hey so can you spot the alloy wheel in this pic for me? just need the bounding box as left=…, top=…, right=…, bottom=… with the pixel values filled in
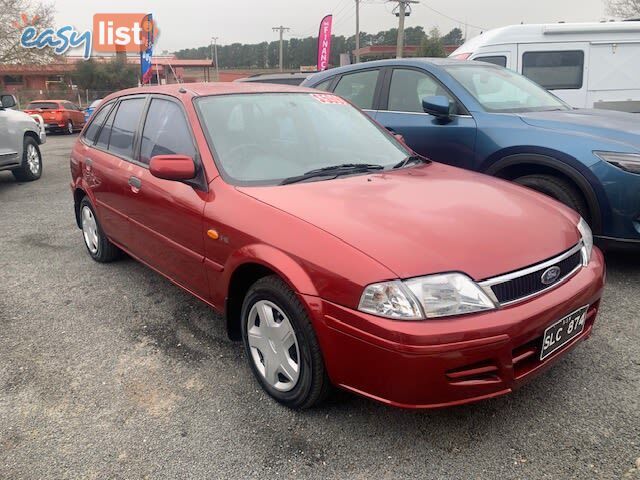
left=246, top=300, right=301, bottom=392
left=81, top=206, right=99, bottom=254
left=67, top=121, right=73, bottom=134
left=26, top=144, right=40, bottom=175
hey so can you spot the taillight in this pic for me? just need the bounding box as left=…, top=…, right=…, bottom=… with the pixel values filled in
left=451, top=53, right=472, bottom=60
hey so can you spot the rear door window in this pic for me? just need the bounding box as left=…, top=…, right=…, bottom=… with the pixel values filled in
left=140, top=99, right=196, bottom=165
left=107, top=98, right=146, bottom=159
left=333, top=70, right=380, bottom=109
left=95, top=104, right=118, bottom=149
left=522, top=50, right=584, bottom=89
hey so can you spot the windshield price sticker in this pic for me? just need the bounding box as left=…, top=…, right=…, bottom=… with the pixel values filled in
left=311, top=94, right=348, bottom=105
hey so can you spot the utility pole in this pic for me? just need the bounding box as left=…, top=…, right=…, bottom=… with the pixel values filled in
left=355, top=0, right=360, bottom=63
left=272, top=25, right=290, bottom=71
left=211, top=36, right=219, bottom=81
left=389, top=0, right=418, bottom=58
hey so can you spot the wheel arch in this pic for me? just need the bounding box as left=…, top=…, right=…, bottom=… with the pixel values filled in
left=222, top=245, right=319, bottom=341
left=483, top=151, right=603, bottom=234
left=24, top=130, right=40, bottom=145
left=73, top=187, right=87, bottom=228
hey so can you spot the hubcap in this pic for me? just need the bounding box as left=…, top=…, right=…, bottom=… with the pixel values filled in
left=247, top=300, right=300, bottom=392
left=81, top=206, right=99, bottom=254
left=26, top=144, right=40, bottom=175
left=68, top=121, right=73, bottom=134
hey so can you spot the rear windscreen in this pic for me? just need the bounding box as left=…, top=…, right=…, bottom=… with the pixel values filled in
left=27, top=102, right=59, bottom=110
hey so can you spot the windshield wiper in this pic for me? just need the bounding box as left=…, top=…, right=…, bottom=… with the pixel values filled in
left=392, top=154, right=427, bottom=169
left=280, top=163, right=384, bottom=185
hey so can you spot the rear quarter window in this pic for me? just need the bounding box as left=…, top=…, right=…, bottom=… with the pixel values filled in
left=522, top=50, right=584, bottom=90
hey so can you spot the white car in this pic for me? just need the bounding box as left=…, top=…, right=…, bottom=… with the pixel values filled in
left=0, top=94, right=46, bottom=181
left=451, top=21, right=640, bottom=113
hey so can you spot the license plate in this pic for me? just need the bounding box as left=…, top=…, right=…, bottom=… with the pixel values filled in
left=540, top=305, right=589, bottom=360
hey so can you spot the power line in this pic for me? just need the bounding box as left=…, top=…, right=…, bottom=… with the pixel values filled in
left=418, top=1, right=486, bottom=31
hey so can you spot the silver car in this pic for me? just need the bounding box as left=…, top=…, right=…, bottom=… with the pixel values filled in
left=0, top=94, right=46, bottom=182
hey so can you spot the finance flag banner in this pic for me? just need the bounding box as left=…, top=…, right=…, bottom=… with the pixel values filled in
left=317, top=14, right=333, bottom=71
left=140, top=13, right=155, bottom=84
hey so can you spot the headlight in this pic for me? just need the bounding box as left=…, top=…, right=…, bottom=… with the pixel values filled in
left=577, top=217, right=593, bottom=265
left=358, top=273, right=496, bottom=320
left=358, top=281, right=423, bottom=320
left=594, top=151, right=640, bottom=174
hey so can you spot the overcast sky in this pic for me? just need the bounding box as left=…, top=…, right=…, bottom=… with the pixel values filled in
left=52, top=0, right=608, bottom=53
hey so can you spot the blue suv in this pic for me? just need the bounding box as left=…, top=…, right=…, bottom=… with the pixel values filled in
left=302, top=59, right=640, bottom=249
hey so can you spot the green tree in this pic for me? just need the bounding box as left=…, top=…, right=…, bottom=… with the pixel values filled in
left=441, top=27, right=464, bottom=46
left=73, top=57, right=138, bottom=91
left=418, top=28, right=446, bottom=58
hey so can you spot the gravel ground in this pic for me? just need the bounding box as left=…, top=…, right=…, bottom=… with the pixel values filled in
left=1, top=135, right=639, bottom=479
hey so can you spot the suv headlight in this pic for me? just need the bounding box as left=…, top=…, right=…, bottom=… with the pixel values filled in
left=358, top=273, right=496, bottom=320
left=594, top=151, right=640, bottom=174
left=577, top=217, right=593, bottom=265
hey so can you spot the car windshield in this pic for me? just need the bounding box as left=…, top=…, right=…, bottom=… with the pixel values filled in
left=444, top=64, right=571, bottom=113
left=26, top=102, right=59, bottom=110
left=195, top=93, right=410, bottom=185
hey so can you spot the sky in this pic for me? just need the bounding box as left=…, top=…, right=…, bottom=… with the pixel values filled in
left=51, top=0, right=609, bottom=53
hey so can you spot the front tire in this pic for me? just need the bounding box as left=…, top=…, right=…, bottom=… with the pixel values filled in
left=12, top=137, right=42, bottom=182
left=514, top=174, right=589, bottom=221
left=79, top=197, right=120, bottom=262
left=241, top=276, right=331, bottom=409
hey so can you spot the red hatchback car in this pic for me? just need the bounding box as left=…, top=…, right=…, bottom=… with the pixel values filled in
left=70, top=83, right=605, bottom=409
left=24, top=99, right=85, bottom=134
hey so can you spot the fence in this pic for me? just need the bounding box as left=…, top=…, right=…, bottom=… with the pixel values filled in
left=11, top=90, right=114, bottom=109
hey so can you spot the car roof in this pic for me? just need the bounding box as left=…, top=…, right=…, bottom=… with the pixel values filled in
left=28, top=99, right=65, bottom=103
left=102, top=82, right=320, bottom=102
left=236, top=72, right=313, bottom=82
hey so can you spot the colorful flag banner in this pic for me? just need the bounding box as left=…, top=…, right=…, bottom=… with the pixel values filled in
left=140, top=13, right=154, bottom=84
left=317, top=14, right=333, bottom=71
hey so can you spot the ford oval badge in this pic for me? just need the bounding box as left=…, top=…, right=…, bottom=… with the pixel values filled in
left=541, top=266, right=561, bottom=285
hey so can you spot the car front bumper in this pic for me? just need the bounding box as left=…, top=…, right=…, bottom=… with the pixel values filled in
left=304, top=247, right=606, bottom=409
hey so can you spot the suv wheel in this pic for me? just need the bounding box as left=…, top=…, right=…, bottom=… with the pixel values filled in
left=241, top=275, right=331, bottom=409
left=66, top=120, right=74, bottom=135
left=79, top=197, right=120, bottom=262
left=12, top=137, right=42, bottom=182
left=515, top=174, right=589, bottom=221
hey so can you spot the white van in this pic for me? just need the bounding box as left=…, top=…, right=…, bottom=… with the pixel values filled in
left=450, top=22, right=640, bottom=112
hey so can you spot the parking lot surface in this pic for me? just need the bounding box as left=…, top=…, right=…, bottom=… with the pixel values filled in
left=1, top=135, right=639, bottom=479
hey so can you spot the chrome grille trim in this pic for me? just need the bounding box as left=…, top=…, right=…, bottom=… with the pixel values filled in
left=479, top=243, right=585, bottom=307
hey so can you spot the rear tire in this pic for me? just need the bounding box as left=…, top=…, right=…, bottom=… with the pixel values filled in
left=12, top=137, right=42, bottom=182
left=66, top=120, right=74, bottom=135
left=79, top=197, right=120, bottom=262
left=514, top=174, right=589, bottom=221
left=241, top=275, right=331, bottom=409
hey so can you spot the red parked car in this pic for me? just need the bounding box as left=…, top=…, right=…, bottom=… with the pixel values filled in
left=24, top=99, right=85, bottom=134
left=70, top=83, right=605, bottom=409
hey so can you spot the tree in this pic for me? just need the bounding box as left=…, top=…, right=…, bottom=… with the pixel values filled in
left=418, top=28, right=446, bottom=58
left=73, top=57, right=138, bottom=91
left=441, top=27, right=464, bottom=46
left=606, top=0, right=640, bottom=17
left=0, top=0, right=55, bottom=64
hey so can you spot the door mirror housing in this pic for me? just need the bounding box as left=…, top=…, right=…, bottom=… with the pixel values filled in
left=149, top=155, right=196, bottom=181
left=0, top=94, right=17, bottom=109
left=422, top=95, right=452, bottom=119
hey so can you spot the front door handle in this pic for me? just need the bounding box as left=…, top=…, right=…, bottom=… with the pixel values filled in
left=128, top=176, right=142, bottom=192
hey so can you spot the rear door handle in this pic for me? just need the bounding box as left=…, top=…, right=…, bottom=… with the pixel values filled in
left=128, top=176, right=142, bottom=191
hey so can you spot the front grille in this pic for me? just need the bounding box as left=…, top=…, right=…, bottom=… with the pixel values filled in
left=481, top=245, right=583, bottom=305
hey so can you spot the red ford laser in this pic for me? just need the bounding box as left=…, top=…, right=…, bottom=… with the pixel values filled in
left=70, top=83, right=605, bottom=409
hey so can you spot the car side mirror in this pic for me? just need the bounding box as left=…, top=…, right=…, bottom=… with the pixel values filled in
left=422, top=95, right=452, bottom=120
left=149, top=155, right=196, bottom=181
left=0, top=94, right=16, bottom=109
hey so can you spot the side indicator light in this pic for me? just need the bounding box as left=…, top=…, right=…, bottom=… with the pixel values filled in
left=207, top=229, right=219, bottom=240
